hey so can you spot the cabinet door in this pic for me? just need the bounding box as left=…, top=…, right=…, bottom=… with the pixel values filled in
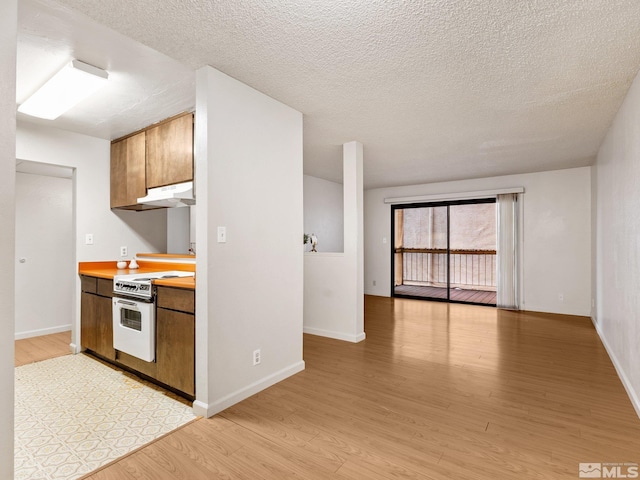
left=81, top=292, right=116, bottom=360
left=156, top=308, right=195, bottom=396
left=80, top=292, right=98, bottom=352
left=110, top=132, right=146, bottom=208
left=146, top=113, right=193, bottom=189
left=95, top=295, right=115, bottom=360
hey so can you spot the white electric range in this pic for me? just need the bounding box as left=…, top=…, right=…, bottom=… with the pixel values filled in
left=112, top=270, right=195, bottom=362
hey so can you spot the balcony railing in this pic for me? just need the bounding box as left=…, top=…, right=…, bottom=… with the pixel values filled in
left=395, top=248, right=496, bottom=291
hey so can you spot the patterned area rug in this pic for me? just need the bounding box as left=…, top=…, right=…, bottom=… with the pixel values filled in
left=15, top=354, right=197, bottom=479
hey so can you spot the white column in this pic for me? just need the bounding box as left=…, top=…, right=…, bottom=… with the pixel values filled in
left=192, top=66, right=211, bottom=417
left=343, top=141, right=365, bottom=340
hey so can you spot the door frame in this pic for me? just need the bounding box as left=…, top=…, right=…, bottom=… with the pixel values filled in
left=390, top=197, right=497, bottom=306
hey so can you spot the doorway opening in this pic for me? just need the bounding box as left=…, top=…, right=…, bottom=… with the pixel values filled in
left=15, top=160, right=75, bottom=340
left=392, top=199, right=497, bottom=306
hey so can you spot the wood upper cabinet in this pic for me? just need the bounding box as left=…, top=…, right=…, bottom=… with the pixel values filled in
left=110, top=112, right=193, bottom=210
left=145, top=113, right=194, bottom=189
left=110, top=132, right=146, bottom=209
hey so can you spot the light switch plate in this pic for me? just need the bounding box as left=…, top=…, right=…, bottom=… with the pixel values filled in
left=217, top=226, right=227, bottom=243
left=85, top=233, right=94, bottom=245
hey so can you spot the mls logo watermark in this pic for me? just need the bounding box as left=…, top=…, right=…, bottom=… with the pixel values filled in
left=579, top=463, right=639, bottom=478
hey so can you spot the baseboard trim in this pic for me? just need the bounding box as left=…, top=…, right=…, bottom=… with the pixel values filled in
left=591, top=317, right=640, bottom=419
left=192, top=400, right=210, bottom=418
left=354, top=332, right=366, bottom=342
left=193, top=360, right=306, bottom=418
left=15, top=325, right=71, bottom=340
left=303, top=326, right=366, bottom=343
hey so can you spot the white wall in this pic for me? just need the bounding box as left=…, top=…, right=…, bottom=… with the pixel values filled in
left=365, top=167, right=592, bottom=316
left=167, top=207, right=190, bottom=254
left=16, top=122, right=168, bottom=352
left=304, top=142, right=365, bottom=342
left=304, top=175, right=344, bottom=252
left=194, top=66, right=304, bottom=417
left=15, top=172, right=73, bottom=339
left=0, top=2, right=16, bottom=477
left=595, top=67, right=640, bottom=416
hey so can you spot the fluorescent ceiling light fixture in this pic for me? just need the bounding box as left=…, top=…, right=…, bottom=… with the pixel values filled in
left=18, top=59, right=108, bottom=120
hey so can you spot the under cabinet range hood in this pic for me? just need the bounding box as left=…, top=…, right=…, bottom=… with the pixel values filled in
left=137, top=181, right=195, bottom=208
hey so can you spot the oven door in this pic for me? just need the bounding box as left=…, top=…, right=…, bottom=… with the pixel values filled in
left=112, top=297, right=155, bottom=362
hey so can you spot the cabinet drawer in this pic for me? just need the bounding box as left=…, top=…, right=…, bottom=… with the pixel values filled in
left=97, top=278, right=113, bottom=297
left=156, top=287, right=194, bottom=313
left=80, top=275, right=97, bottom=293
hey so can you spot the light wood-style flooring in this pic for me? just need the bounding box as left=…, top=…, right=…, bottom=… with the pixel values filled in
left=78, top=296, right=640, bottom=479
left=15, top=330, right=71, bottom=366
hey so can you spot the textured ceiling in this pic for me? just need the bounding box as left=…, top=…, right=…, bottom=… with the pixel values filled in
left=20, top=0, right=640, bottom=188
left=17, top=0, right=195, bottom=140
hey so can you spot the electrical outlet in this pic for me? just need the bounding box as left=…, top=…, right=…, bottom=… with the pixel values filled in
left=85, top=233, right=94, bottom=245
left=253, top=349, right=261, bottom=366
left=373, top=280, right=377, bottom=286
left=558, top=293, right=564, bottom=302
left=120, top=246, right=127, bottom=257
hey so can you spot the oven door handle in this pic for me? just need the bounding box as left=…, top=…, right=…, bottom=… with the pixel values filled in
left=115, top=299, right=140, bottom=307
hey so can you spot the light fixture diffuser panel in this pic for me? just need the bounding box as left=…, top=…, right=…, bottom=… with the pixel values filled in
left=18, top=60, right=108, bottom=120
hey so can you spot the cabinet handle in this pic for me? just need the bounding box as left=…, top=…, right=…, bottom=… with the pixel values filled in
left=116, top=300, right=138, bottom=307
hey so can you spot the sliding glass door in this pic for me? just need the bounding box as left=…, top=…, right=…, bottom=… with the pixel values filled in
left=392, top=199, right=497, bottom=306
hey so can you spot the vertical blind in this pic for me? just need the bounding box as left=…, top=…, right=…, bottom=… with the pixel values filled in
left=496, top=193, right=519, bottom=309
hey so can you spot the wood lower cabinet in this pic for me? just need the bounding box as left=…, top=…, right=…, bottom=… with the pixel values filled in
left=80, top=276, right=195, bottom=398
left=80, top=277, right=115, bottom=361
left=80, top=291, right=98, bottom=352
left=156, top=308, right=195, bottom=396
left=157, top=286, right=195, bottom=314
left=155, top=286, right=195, bottom=396
left=94, top=295, right=115, bottom=360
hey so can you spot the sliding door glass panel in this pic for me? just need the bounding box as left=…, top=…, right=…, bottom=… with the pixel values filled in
left=394, top=206, right=448, bottom=299
left=393, top=199, right=497, bottom=306
left=449, top=203, right=497, bottom=305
